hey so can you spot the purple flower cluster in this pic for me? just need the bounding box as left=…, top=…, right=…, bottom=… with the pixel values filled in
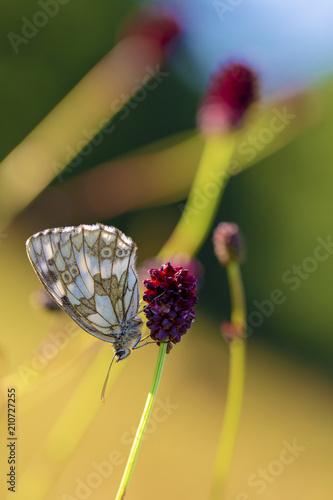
left=143, top=263, right=198, bottom=352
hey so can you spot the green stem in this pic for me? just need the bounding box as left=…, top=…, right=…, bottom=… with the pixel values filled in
left=211, top=263, right=247, bottom=500
left=211, top=339, right=246, bottom=499
left=159, top=135, right=235, bottom=258
left=115, top=342, right=168, bottom=500
left=227, top=262, right=246, bottom=329
left=116, top=134, right=235, bottom=499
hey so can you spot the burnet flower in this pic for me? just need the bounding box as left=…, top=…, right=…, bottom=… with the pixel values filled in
left=220, top=321, right=245, bottom=341
left=213, top=222, right=245, bottom=267
left=197, top=62, right=259, bottom=135
left=121, top=7, right=180, bottom=55
left=138, top=255, right=204, bottom=289
left=143, top=263, right=198, bottom=353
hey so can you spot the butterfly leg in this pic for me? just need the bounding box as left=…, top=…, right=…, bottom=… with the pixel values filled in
left=132, top=341, right=157, bottom=350
left=138, top=333, right=150, bottom=342
left=132, top=334, right=157, bottom=350
left=132, top=334, right=142, bottom=349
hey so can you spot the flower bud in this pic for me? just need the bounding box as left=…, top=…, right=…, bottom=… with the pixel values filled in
left=29, top=289, right=60, bottom=312
left=213, top=222, right=245, bottom=266
left=121, top=7, right=180, bottom=55
left=197, top=63, right=259, bottom=135
left=220, top=321, right=245, bottom=341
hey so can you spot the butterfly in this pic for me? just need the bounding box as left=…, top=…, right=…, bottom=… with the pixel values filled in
left=26, top=223, right=146, bottom=399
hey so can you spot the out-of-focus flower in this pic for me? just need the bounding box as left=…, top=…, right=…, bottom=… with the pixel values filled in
left=220, top=321, right=245, bottom=341
left=143, top=262, right=197, bottom=352
left=121, top=7, right=181, bottom=56
left=213, top=222, right=245, bottom=267
left=29, top=289, right=60, bottom=312
left=197, top=63, right=258, bottom=135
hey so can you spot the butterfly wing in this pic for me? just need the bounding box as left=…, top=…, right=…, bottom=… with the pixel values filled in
left=26, top=223, right=140, bottom=343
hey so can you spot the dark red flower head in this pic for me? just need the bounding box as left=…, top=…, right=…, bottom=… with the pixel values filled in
left=121, top=8, right=181, bottom=53
left=197, top=62, right=259, bottom=135
left=138, top=255, right=204, bottom=290
left=213, top=222, right=245, bottom=267
left=143, top=263, right=198, bottom=352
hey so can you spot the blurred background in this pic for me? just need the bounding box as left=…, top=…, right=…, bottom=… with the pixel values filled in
left=0, top=1, right=333, bottom=499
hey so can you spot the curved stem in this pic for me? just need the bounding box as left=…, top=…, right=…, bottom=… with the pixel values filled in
left=211, top=262, right=247, bottom=500
left=211, top=339, right=246, bottom=499
left=115, top=342, right=168, bottom=500
left=159, top=135, right=235, bottom=258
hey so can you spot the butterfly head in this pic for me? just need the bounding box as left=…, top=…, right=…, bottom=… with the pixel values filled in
left=115, top=348, right=131, bottom=361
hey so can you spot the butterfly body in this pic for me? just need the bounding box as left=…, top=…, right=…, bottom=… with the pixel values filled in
left=26, top=223, right=143, bottom=361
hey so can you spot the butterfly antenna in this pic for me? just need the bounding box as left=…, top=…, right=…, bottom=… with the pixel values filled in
left=101, top=354, right=116, bottom=403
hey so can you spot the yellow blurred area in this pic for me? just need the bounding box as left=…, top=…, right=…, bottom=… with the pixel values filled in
left=12, top=91, right=313, bottom=233
left=0, top=233, right=332, bottom=499
left=0, top=35, right=164, bottom=229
